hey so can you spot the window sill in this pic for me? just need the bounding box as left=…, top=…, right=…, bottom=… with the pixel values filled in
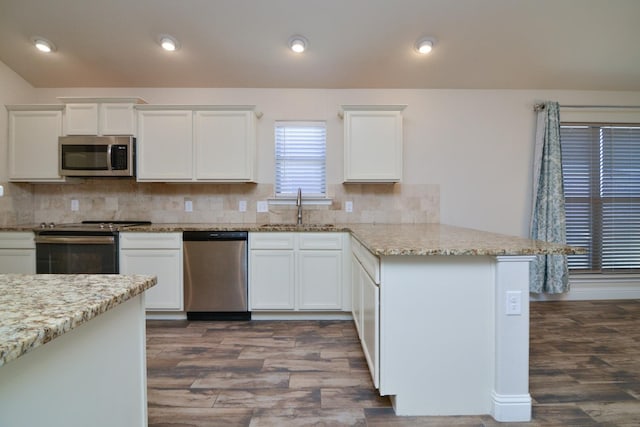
left=268, top=197, right=333, bottom=206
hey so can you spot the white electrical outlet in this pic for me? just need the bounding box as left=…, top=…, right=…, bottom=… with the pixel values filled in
left=71, top=199, right=79, bottom=211
left=345, top=201, right=353, bottom=213
left=257, top=201, right=268, bottom=213
left=185, top=200, right=193, bottom=212
left=239, top=200, right=247, bottom=212
left=506, top=291, right=522, bottom=316
left=0, top=185, right=3, bottom=197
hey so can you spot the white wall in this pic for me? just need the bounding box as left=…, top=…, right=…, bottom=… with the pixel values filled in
left=2, top=74, right=638, bottom=236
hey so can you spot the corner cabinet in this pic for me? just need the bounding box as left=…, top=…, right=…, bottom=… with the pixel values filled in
left=6, top=105, right=65, bottom=182
left=249, top=232, right=346, bottom=312
left=58, top=97, right=145, bottom=136
left=136, top=105, right=258, bottom=182
left=119, top=232, right=183, bottom=311
left=342, top=105, right=406, bottom=183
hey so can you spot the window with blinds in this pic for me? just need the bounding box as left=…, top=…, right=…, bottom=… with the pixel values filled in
left=275, top=121, right=326, bottom=197
left=561, top=124, right=640, bottom=272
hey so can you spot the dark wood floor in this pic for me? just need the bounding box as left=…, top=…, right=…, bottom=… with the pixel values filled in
left=146, top=300, right=640, bottom=426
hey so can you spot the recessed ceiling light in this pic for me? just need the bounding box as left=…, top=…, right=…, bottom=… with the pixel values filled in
left=289, top=35, right=308, bottom=53
left=415, top=37, right=436, bottom=54
left=159, top=35, right=180, bottom=51
left=32, top=37, right=55, bottom=53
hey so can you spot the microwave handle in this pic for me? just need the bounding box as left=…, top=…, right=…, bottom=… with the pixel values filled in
left=107, top=144, right=113, bottom=171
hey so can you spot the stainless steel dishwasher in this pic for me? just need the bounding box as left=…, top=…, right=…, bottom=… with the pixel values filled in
left=183, top=231, right=249, bottom=320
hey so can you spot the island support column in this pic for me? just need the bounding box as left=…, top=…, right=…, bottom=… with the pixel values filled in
left=491, top=255, right=535, bottom=422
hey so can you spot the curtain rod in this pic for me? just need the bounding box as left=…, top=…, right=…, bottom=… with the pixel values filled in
left=534, top=103, right=640, bottom=112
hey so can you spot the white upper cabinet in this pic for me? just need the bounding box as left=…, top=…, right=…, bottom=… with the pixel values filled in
left=137, top=109, right=194, bottom=181
left=194, top=110, right=256, bottom=181
left=60, top=97, right=145, bottom=136
left=7, top=105, right=64, bottom=182
left=342, top=105, right=406, bottom=183
left=136, top=105, right=258, bottom=183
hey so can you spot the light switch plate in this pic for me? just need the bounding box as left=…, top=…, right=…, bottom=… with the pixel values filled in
left=257, top=201, right=268, bottom=213
left=239, top=200, right=247, bottom=212
left=506, top=290, right=522, bottom=316
left=0, top=185, right=3, bottom=197
left=71, top=199, right=79, bottom=211
left=345, top=201, right=353, bottom=212
left=185, top=200, right=193, bottom=212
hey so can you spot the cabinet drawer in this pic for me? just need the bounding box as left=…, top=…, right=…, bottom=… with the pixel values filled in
left=249, top=232, right=295, bottom=249
left=298, top=233, right=343, bottom=250
left=351, top=237, right=380, bottom=284
left=120, top=232, right=182, bottom=249
left=0, top=232, right=36, bottom=249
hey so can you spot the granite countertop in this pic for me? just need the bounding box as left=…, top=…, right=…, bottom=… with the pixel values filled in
left=1, top=222, right=582, bottom=256
left=0, top=274, right=156, bottom=367
left=346, top=223, right=581, bottom=256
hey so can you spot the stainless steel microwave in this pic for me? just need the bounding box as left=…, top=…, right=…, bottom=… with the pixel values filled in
left=59, top=135, right=135, bottom=177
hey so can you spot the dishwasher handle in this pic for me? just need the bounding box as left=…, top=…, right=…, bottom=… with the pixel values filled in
left=183, top=231, right=248, bottom=241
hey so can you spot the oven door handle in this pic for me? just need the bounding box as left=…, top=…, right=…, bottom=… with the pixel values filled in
left=35, top=236, right=115, bottom=245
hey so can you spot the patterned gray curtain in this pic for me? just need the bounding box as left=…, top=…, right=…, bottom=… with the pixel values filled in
left=530, top=101, right=569, bottom=293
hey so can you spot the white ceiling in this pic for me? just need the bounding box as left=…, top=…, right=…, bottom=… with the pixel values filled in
left=0, top=0, right=639, bottom=90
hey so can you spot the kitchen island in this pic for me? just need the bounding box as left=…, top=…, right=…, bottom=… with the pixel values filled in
left=343, top=224, right=579, bottom=421
left=0, top=274, right=156, bottom=427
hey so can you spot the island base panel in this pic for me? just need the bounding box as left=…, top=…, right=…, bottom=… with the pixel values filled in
left=0, top=295, right=148, bottom=427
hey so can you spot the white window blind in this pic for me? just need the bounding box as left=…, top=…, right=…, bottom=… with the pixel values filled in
left=561, top=124, right=640, bottom=272
left=275, top=121, right=326, bottom=197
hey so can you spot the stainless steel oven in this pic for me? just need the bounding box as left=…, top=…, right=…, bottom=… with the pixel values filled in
left=35, top=221, right=150, bottom=274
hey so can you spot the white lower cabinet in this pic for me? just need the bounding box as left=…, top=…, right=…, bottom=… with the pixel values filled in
left=120, top=233, right=183, bottom=311
left=351, top=236, right=380, bottom=389
left=0, top=232, right=36, bottom=274
left=249, top=250, right=295, bottom=310
left=298, top=250, right=342, bottom=310
left=249, top=232, right=344, bottom=311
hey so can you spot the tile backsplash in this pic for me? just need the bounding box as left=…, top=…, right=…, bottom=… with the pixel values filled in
left=1, top=180, right=439, bottom=225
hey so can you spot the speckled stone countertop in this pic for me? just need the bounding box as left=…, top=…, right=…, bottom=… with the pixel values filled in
left=345, top=223, right=581, bottom=256
left=123, top=222, right=580, bottom=256
left=2, top=222, right=582, bottom=256
left=0, top=274, right=156, bottom=367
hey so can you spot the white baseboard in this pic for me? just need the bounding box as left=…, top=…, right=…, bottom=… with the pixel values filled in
left=251, top=311, right=353, bottom=320
left=490, top=392, right=532, bottom=422
left=530, top=275, right=640, bottom=301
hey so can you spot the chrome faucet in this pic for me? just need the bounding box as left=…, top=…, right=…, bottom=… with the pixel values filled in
left=296, top=187, right=303, bottom=225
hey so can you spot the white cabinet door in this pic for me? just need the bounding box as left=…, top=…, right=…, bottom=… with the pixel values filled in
left=8, top=108, right=64, bottom=182
left=0, top=250, right=36, bottom=274
left=351, top=254, right=363, bottom=337
left=361, top=266, right=380, bottom=389
left=119, top=232, right=183, bottom=311
left=100, top=103, right=136, bottom=135
left=137, top=109, right=193, bottom=181
left=0, top=232, right=36, bottom=274
left=343, top=106, right=405, bottom=182
left=120, top=249, right=183, bottom=310
left=298, top=250, right=342, bottom=310
left=194, top=110, right=256, bottom=181
left=249, top=250, right=295, bottom=310
left=64, top=103, right=99, bottom=135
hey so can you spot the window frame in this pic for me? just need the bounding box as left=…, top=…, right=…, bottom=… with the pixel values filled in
left=561, top=122, right=640, bottom=274
left=272, top=120, right=328, bottom=202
